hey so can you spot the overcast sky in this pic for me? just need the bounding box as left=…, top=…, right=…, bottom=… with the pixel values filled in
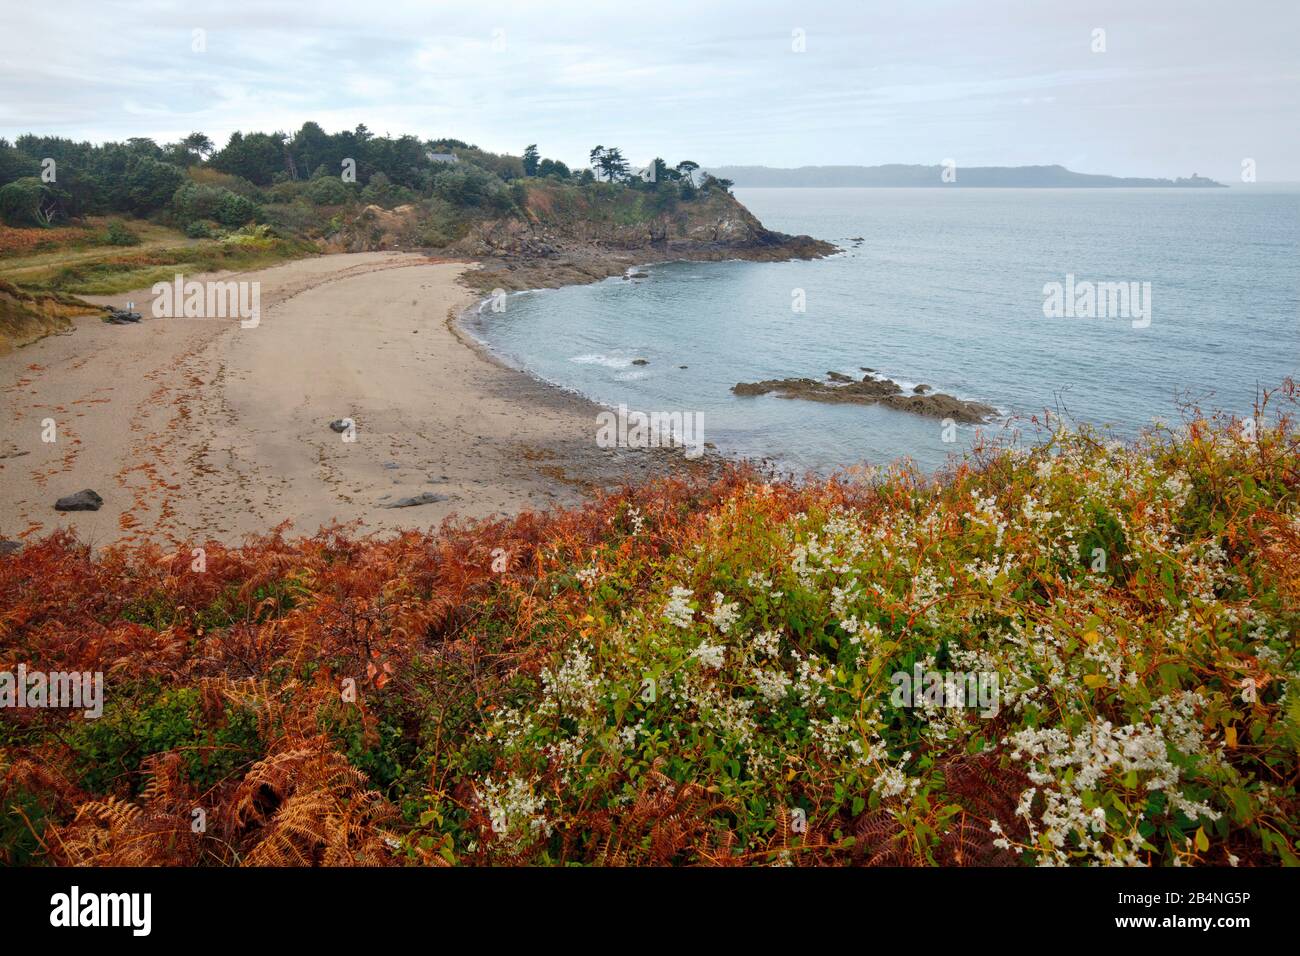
left=2, top=0, right=1296, bottom=180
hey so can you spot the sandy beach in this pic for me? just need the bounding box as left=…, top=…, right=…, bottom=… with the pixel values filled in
left=0, top=252, right=696, bottom=547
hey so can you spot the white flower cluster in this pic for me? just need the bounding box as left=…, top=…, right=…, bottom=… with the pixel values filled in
left=539, top=646, right=601, bottom=713
left=626, top=506, right=646, bottom=535
left=475, top=773, right=553, bottom=847
left=708, top=592, right=741, bottom=634
left=750, top=666, right=792, bottom=702
left=791, top=652, right=830, bottom=710
left=690, top=639, right=726, bottom=670
left=750, top=629, right=782, bottom=659
left=1161, top=472, right=1192, bottom=509
left=663, top=586, right=695, bottom=629
left=1006, top=704, right=1221, bottom=865
left=970, top=491, right=1008, bottom=547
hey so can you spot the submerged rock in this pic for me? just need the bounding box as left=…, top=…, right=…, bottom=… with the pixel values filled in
left=55, top=489, right=103, bottom=511
left=731, top=373, right=994, bottom=423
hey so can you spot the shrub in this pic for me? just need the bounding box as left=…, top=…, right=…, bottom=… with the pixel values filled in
left=432, top=165, right=511, bottom=208
left=102, top=220, right=141, bottom=246
left=305, top=176, right=354, bottom=206
left=171, top=182, right=261, bottom=228
left=123, top=156, right=186, bottom=216
left=3, top=385, right=1298, bottom=866
left=265, top=180, right=309, bottom=204
left=0, top=177, right=49, bottom=226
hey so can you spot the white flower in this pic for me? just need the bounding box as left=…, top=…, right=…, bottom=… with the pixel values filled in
left=540, top=647, right=600, bottom=711
left=691, top=640, right=726, bottom=670
left=626, top=506, right=646, bottom=535
left=751, top=630, right=781, bottom=658
left=751, top=667, right=791, bottom=702
left=708, top=592, right=740, bottom=634
left=663, top=586, right=695, bottom=628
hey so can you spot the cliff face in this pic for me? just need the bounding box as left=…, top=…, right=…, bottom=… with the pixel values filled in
left=450, top=185, right=836, bottom=293
left=459, top=185, right=828, bottom=255
left=321, top=183, right=834, bottom=291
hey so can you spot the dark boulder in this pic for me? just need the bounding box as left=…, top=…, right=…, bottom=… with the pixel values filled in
left=55, top=489, right=103, bottom=511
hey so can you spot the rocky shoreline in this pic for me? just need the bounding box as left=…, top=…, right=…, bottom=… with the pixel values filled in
left=732, top=370, right=997, bottom=423
left=450, top=192, right=837, bottom=295
left=321, top=185, right=837, bottom=297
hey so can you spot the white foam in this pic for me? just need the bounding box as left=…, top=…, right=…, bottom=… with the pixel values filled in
left=571, top=353, right=634, bottom=369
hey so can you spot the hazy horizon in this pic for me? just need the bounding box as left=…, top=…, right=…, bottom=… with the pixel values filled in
left=2, top=0, right=1297, bottom=182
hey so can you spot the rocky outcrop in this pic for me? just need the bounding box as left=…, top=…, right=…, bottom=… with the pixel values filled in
left=327, top=187, right=836, bottom=294
left=732, top=372, right=996, bottom=424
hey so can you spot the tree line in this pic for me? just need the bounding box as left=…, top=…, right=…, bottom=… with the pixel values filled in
left=0, top=124, right=730, bottom=229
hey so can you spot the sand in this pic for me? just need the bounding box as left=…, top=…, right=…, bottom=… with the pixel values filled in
left=0, top=252, right=696, bottom=547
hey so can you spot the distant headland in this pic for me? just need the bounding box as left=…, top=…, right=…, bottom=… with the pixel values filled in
left=705, top=163, right=1227, bottom=188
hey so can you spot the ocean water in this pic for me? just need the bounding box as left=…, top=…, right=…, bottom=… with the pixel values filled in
left=468, top=186, right=1300, bottom=474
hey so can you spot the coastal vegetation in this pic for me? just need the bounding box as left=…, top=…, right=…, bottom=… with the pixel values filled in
left=2, top=386, right=1296, bottom=866
left=0, top=124, right=728, bottom=273
left=0, top=124, right=788, bottom=347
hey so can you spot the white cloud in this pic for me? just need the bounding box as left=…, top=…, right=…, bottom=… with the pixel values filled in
left=0, top=0, right=1295, bottom=180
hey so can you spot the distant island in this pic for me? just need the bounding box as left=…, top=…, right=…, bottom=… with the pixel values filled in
left=705, top=163, right=1226, bottom=188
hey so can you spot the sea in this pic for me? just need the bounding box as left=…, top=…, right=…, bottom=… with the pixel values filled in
left=466, top=185, right=1300, bottom=475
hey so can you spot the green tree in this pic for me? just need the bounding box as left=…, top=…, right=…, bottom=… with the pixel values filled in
left=537, top=158, right=571, bottom=179
left=0, top=177, right=52, bottom=225
left=182, top=132, right=214, bottom=159
left=701, top=173, right=733, bottom=194
left=0, top=139, right=39, bottom=187
left=122, top=156, right=185, bottom=215
left=212, top=131, right=288, bottom=186
left=590, top=146, right=629, bottom=182
left=639, top=157, right=671, bottom=188
left=522, top=144, right=540, bottom=177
